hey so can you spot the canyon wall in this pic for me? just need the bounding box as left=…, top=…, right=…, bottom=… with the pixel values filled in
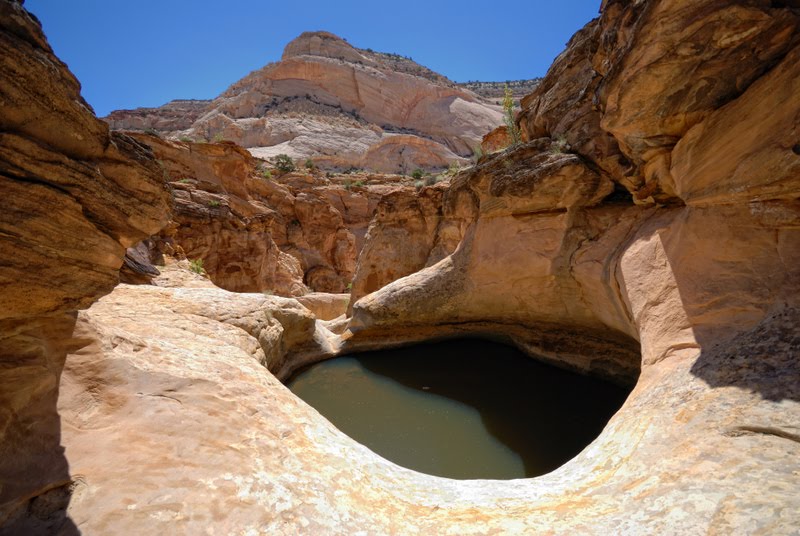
left=350, top=0, right=800, bottom=380
left=0, top=1, right=172, bottom=529
left=1, top=0, right=798, bottom=534
left=128, top=133, right=417, bottom=295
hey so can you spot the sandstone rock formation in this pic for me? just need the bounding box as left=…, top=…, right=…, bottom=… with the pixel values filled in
left=128, top=133, right=417, bottom=295
left=518, top=0, right=800, bottom=204
left=105, top=31, right=505, bottom=173
left=341, top=2, right=800, bottom=533
left=105, top=99, right=210, bottom=132
left=480, top=125, right=512, bottom=154
left=0, top=1, right=172, bottom=530
left=2, top=0, right=800, bottom=534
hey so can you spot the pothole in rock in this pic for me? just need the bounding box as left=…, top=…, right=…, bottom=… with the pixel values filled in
left=286, top=338, right=632, bottom=480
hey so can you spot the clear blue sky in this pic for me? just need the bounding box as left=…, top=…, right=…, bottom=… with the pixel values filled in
left=25, top=0, right=601, bottom=117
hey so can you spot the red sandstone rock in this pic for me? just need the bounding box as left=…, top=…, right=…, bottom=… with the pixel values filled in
left=0, top=1, right=172, bottom=528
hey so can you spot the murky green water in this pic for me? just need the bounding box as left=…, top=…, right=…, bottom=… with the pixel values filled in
left=287, top=338, right=630, bottom=480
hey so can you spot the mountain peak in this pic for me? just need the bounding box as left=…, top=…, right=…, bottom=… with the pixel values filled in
left=281, top=31, right=363, bottom=63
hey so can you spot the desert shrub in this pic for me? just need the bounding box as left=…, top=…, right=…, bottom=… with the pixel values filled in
left=273, top=154, right=295, bottom=173
left=550, top=135, right=569, bottom=154
left=424, top=175, right=437, bottom=186
left=353, top=180, right=364, bottom=187
left=207, top=199, right=221, bottom=207
left=213, top=132, right=224, bottom=143
left=305, top=159, right=315, bottom=170
left=472, top=145, right=484, bottom=163
left=189, top=258, right=205, bottom=274
left=178, top=136, right=193, bottom=143
left=503, top=85, right=521, bottom=147
left=414, top=180, right=424, bottom=190
left=411, top=168, right=425, bottom=180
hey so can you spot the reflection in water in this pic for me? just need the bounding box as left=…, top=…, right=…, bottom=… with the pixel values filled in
left=287, top=338, right=631, bottom=480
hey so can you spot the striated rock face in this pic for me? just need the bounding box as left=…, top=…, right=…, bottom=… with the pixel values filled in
left=0, top=1, right=172, bottom=529
left=130, top=133, right=417, bottom=295
left=105, top=31, right=504, bottom=173
left=3, top=0, right=800, bottom=534
left=519, top=0, right=799, bottom=204
left=104, top=99, right=211, bottom=132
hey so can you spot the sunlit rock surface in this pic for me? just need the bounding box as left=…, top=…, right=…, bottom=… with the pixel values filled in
left=127, top=132, right=418, bottom=295
left=1, top=0, right=799, bottom=533
left=105, top=31, right=504, bottom=173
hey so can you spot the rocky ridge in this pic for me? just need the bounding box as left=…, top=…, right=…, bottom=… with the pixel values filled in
left=459, top=78, right=542, bottom=101
left=106, top=31, right=505, bottom=173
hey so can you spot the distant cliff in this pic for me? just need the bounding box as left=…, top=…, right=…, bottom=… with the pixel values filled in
left=104, top=31, right=507, bottom=173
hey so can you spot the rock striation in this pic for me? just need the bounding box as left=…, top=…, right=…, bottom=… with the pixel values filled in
left=127, top=132, right=418, bottom=295
left=2, top=0, right=800, bottom=534
left=0, top=1, right=172, bottom=530
left=105, top=31, right=505, bottom=173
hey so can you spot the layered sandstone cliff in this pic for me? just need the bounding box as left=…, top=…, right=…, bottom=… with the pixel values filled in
left=2, top=0, right=799, bottom=534
left=106, top=31, right=505, bottom=173
left=125, top=132, right=417, bottom=295
left=0, top=1, right=172, bottom=529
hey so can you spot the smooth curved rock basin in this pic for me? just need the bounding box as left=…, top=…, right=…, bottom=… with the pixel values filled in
left=287, top=339, right=630, bottom=480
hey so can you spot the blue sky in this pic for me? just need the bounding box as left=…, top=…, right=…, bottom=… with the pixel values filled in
left=25, top=0, right=601, bottom=117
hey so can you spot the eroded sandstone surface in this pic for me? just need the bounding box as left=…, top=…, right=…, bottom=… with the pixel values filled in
left=1, top=0, right=799, bottom=534
left=106, top=31, right=505, bottom=173
left=0, top=1, right=172, bottom=530
left=124, top=132, right=419, bottom=295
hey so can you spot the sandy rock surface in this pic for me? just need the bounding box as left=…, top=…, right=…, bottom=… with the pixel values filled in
left=1, top=0, right=799, bottom=534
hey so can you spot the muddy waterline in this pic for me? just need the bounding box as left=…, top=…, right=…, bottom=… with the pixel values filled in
left=287, top=338, right=631, bottom=480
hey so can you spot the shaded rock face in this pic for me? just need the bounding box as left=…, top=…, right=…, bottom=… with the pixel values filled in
left=131, top=133, right=417, bottom=295
left=0, top=0, right=172, bottom=529
left=105, top=31, right=504, bottom=173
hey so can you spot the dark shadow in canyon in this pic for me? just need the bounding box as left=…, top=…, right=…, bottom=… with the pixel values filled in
left=0, top=314, right=82, bottom=536
left=645, top=217, right=800, bottom=404
left=687, top=302, right=800, bottom=404
left=289, top=338, right=632, bottom=479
